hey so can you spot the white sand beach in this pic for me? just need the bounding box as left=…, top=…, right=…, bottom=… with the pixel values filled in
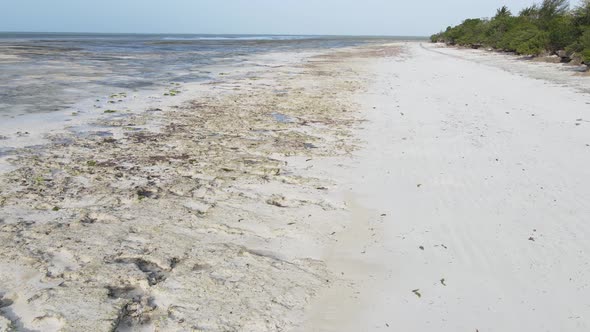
left=1, top=40, right=590, bottom=331
left=303, top=42, right=590, bottom=332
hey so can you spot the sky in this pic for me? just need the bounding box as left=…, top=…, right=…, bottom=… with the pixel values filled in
left=0, top=0, right=584, bottom=36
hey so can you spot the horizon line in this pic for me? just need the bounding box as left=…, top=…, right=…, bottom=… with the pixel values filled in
left=0, top=30, right=429, bottom=38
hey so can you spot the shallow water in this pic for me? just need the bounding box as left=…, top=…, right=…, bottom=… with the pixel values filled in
left=0, top=147, right=14, bottom=157
left=271, top=112, right=296, bottom=123
left=0, top=33, right=413, bottom=117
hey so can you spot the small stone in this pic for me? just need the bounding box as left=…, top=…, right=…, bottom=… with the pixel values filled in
left=412, top=289, right=421, bottom=298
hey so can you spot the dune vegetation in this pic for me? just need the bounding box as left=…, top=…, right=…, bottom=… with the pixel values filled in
left=431, top=0, right=590, bottom=65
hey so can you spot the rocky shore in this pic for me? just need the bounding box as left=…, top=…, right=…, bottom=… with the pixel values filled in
left=0, top=44, right=402, bottom=331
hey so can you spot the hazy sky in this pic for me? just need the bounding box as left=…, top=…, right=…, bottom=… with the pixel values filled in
left=0, top=0, right=584, bottom=36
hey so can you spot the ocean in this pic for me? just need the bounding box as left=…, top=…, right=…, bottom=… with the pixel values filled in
left=0, top=33, right=416, bottom=116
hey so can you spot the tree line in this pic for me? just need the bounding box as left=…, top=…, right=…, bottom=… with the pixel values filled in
left=430, top=0, right=590, bottom=66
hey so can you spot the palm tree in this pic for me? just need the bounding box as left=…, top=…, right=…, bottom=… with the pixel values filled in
left=495, top=6, right=512, bottom=18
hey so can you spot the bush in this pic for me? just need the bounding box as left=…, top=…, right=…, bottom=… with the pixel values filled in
left=486, top=16, right=518, bottom=49
left=431, top=0, right=590, bottom=62
left=454, top=19, right=489, bottom=46
left=504, top=23, right=549, bottom=55
left=547, top=15, right=578, bottom=51
left=581, top=28, right=590, bottom=63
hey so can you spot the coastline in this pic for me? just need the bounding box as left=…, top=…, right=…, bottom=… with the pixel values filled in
left=1, top=39, right=590, bottom=331
left=0, top=49, right=319, bottom=173
left=0, top=42, right=398, bottom=331
left=428, top=43, right=590, bottom=92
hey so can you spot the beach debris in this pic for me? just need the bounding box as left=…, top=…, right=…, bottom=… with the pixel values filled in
left=104, top=109, right=117, bottom=113
left=412, top=289, right=422, bottom=298
left=266, top=194, right=289, bottom=208
left=110, top=92, right=127, bottom=99
left=137, top=187, right=159, bottom=200
left=86, top=160, right=97, bottom=167
left=419, top=246, right=424, bottom=250
left=440, top=278, right=446, bottom=286
left=529, top=236, right=535, bottom=241
left=417, top=184, right=422, bottom=188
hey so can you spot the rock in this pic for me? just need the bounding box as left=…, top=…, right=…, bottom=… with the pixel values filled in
left=412, top=289, right=422, bottom=298
left=556, top=50, right=568, bottom=58
left=183, top=200, right=211, bottom=215
left=266, top=194, right=289, bottom=208
left=0, top=316, right=13, bottom=331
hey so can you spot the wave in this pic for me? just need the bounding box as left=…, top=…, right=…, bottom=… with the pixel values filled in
left=160, top=35, right=313, bottom=41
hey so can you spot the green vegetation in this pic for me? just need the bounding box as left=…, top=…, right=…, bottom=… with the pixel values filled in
left=164, top=89, right=181, bottom=96
left=431, top=0, right=590, bottom=66
left=110, top=92, right=127, bottom=99
left=34, top=176, right=45, bottom=186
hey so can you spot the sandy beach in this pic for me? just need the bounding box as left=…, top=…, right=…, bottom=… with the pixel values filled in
left=303, top=42, right=590, bottom=331
left=1, top=40, right=590, bottom=331
left=0, top=39, right=390, bottom=331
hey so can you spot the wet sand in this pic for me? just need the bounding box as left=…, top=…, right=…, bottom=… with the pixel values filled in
left=0, top=43, right=399, bottom=331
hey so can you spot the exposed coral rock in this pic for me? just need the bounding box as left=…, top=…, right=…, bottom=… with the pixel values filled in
left=0, top=44, right=399, bottom=330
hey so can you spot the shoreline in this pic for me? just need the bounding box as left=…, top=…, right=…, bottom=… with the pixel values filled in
left=428, top=43, right=590, bottom=94
left=0, top=50, right=320, bottom=174
left=0, top=42, right=398, bottom=331
left=1, top=40, right=590, bottom=331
